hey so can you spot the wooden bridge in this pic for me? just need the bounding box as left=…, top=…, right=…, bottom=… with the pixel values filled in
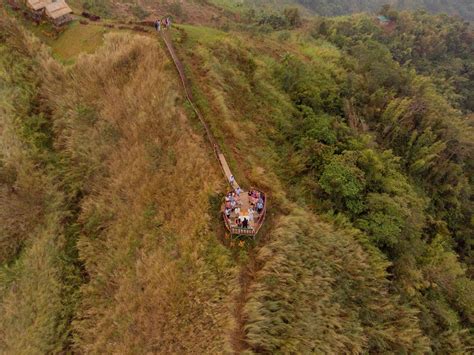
left=161, top=30, right=266, bottom=237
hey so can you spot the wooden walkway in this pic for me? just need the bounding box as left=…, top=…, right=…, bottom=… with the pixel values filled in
left=161, top=30, right=238, bottom=187
left=161, top=29, right=266, bottom=236
left=218, top=153, right=240, bottom=189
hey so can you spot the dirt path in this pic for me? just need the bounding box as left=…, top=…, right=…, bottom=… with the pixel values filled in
left=231, top=253, right=255, bottom=352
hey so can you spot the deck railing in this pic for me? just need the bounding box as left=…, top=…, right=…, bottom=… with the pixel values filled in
left=223, top=192, right=266, bottom=237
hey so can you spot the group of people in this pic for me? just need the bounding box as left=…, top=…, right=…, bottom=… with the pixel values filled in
left=248, top=189, right=264, bottom=214
left=154, top=17, right=172, bottom=32
left=224, top=191, right=241, bottom=219
left=224, top=187, right=265, bottom=230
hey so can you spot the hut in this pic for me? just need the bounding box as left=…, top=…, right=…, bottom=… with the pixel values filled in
left=26, top=0, right=50, bottom=11
left=26, top=0, right=51, bottom=18
left=44, top=0, right=72, bottom=25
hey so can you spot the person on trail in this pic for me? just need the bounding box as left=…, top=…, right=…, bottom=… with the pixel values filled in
left=156, top=19, right=161, bottom=32
left=166, top=16, right=172, bottom=29
left=235, top=186, right=241, bottom=196
left=229, top=175, right=235, bottom=186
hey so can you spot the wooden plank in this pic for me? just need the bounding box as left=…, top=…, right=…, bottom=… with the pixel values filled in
left=218, top=153, right=239, bottom=189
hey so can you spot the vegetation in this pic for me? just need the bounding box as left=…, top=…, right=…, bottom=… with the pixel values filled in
left=0, top=15, right=235, bottom=352
left=290, top=0, right=474, bottom=20
left=1, top=1, right=473, bottom=354
left=173, top=8, right=473, bottom=352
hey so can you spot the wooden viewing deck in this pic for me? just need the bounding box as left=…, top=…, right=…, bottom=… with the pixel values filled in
left=161, top=30, right=266, bottom=237
left=223, top=190, right=266, bottom=236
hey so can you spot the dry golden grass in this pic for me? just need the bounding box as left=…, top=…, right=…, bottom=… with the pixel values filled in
left=242, top=209, right=430, bottom=353
left=1, top=14, right=238, bottom=352
left=4, top=13, right=470, bottom=354
left=0, top=215, right=69, bottom=354
left=42, top=33, right=238, bottom=353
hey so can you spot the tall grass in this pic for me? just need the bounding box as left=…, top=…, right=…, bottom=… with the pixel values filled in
left=44, top=33, right=238, bottom=352
left=1, top=16, right=238, bottom=352
left=0, top=16, right=81, bottom=352
left=243, top=209, right=430, bottom=353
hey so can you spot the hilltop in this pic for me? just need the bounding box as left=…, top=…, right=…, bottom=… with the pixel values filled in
left=0, top=1, right=473, bottom=353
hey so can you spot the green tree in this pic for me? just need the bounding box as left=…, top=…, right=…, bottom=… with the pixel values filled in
left=319, top=153, right=366, bottom=214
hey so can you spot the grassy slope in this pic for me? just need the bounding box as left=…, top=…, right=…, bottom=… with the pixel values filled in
left=50, top=22, right=107, bottom=62
left=61, top=34, right=236, bottom=353
left=172, top=23, right=336, bottom=201
left=244, top=210, right=429, bottom=353
left=0, top=17, right=79, bottom=352
left=0, top=16, right=237, bottom=352
left=171, top=23, right=438, bottom=352
left=1, top=5, right=472, bottom=353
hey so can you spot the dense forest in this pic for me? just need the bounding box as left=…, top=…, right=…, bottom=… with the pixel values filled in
left=0, top=1, right=473, bottom=353
left=293, top=0, right=474, bottom=20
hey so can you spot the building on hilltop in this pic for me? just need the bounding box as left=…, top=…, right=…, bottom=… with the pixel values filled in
left=25, top=0, right=72, bottom=25
left=45, top=0, right=72, bottom=25
left=26, top=0, right=50, bottom=11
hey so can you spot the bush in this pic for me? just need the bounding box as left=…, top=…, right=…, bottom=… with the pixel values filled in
left=131, top=5, right=149, bottom=20
left=283, top=7, right=302, bottom=28
left=82, top=0, right=110, bottom=17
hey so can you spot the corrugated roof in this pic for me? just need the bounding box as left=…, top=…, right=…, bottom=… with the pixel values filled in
left=26, top=0, right=52, bottom=11
left=45, top=0, right=72, bottom=19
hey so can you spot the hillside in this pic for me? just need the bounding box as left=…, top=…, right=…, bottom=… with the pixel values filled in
left=244, top=0, right=474, bottom=21
left=1, top=2, right=473, bottom=354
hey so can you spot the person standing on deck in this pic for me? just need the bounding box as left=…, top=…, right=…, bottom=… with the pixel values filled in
left=248, top=208, right=254, bottom=223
